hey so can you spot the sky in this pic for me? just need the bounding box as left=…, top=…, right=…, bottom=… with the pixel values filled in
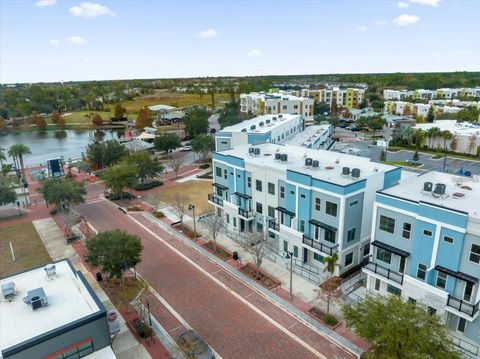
left=0, top=0, right=479, bottom=83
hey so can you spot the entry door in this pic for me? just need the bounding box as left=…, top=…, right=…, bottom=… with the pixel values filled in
left=399, top=257, right=406, bottom=273
left=303, top=248, right=308, bottom=263
left=240, top=219, right=245, bottom=232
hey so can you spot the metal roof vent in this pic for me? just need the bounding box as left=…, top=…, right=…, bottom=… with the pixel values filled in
left=249, top=147, right=255, bottom=154
left=423, top=181, right=433, bottom=192
left=281, top=154, right=288, bottom=162
left=305, top=158, right=313, bottom=167
left=351, top=168, right=361, bottom=178
left=275, top=153, right=281, bottom=160
left=342, top=167, right=350, bottom=176
left=1, top=282, right=17, bottom=300
left=433, top=183, right=446, bottom=198
left=312, top=160, right=319, bottom=168
left=44, top=264, right=56, bottom=280
left=253, top=148, right=261, bottom=156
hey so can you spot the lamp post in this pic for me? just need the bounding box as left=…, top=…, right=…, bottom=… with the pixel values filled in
left=16, top=201, right=22, bottom=216
left=189, top=204, right=197, bottom=241
left=285, top=250, right=294, bottom=300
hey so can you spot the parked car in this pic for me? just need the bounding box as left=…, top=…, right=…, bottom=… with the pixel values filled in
left=346, top=125, right=361, bottom=131
left=178, top=330, right=214, bottom=359
left=180, top=145, right=193, bottom=152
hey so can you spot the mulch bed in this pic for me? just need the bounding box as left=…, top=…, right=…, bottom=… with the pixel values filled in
left=240, top=262, right=281, bottom=290
left=307, top=307, right=341, bottom=329
left=172, top=223, right=201, bottom=240
left=203, top=241, right=233, bottom=260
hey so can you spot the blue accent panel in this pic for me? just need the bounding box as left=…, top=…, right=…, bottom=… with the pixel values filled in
left=436, top=228, right=464, bottom=273
left=287, top=170, right=311, bottom=186
left=418, top=203, right=468, bottom=228
left=227, top=166, right=235, bottom=194
left=248, top=133, right=271, bottom=145
left=213, top=152, right=245, bottom=168
left=285, top=183, right=296, bottom=215
left=297, top=187, right=312, bottom=236
left=286, top=170, right=366, bottom=195
left=408, top=220, right=436, bottom=278
left=236, top=169, right=245, bottom=194
left=383, top=167, right=402, bottom=189
left=376, top=193, right=418, bottom=214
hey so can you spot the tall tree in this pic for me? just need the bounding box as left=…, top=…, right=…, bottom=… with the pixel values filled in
left=39, top=178, right=86, bottom=212
left=36, top=114, right=47, bottom=130
left=171, top=193, right=190, bottom=231
left=0, top=185, right=16, bottom=205
left=426, top=127, right=441, bottom=149
left=426, top=105, right=436, bottom=123
left=342, top=295, right=461, bottom=359
left=51, top=111, right=62, bottom=124
left=203, top=213, right=224, bottom=252
left=58, top=117, right=66, bottom=130
left=103, top=164, right=138, bottom=198
left=184, top=107, right=209, bottom=137
left=86, top=140, right=128, bottom=168
left=169, top=157, right=183, bottom=179
left=192, top=134, right=214, bottom=160
left=113, top=104, right=126, bottom=121
left=91, top=113, right=103, bottom=126
left=8, top=144, right=31, bottom=179
left=316, top=276, right=342, bottom=317
left=122, top=152, right=163, bottom=183
left=367, top=117, right=386, bottom=139
left=153, top=132, right=181, bottom=154
left=241, top=231, right=267, bottom=280
left=0, top=116, right=7, bottom=132
left=87, top=230, right=143, bottom=285
left=136, top=107, right=153, bottom=130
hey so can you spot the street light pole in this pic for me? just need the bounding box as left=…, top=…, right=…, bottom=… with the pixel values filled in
left=285, top=250, right=293, bottom=300
left=189, top=204, right=197, bottom=241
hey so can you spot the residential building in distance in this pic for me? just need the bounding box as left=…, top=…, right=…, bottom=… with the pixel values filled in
left=363, top=171, right=480, bottom=358
left=0, top=259, right=113, bottom=359
left=239, top=92, right=314, bottom=125
left=384, top=100, right=467, bottom=118
left=209, top=143, right=401, bottom=278
left=383, top=88, right=480, bottom=101
left=293, top=87, right=366, bottom=109
left=214, top=114, right=304, bottom=151
left=283, top=123, right=334, bottom=150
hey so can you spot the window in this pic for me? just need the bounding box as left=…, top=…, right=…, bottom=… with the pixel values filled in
left=379, top=215, right=395, bottom=234
left=314, top=226, right=320, bottom=240
left=300, top=194, right=306, bottom=199
left=376, top=248, right=391, bottom=264
left=345, top=252, right=353, bottom=267
left=268, top=182, right=275, bottom=195
left=233, top=217, right=237, bottom=227
left=417, top=263, right=427, bottom=280
left=283, top=240, right=288, bottom=252
left=256, top=180, right=262, bottom=192
left=443, top=236, right=454, bottom=244
left=224, top=169, right=227, bottom=179
left=268, top=206, right=275, bottom=218
left=215, top=167, right=222, bottom=177
left=408, top=297, right=416, bottom=305
left=283, top=105, right=287, bottom=110
left=299, top=220, right=305, bottom=232
left=436, top=272, right=447, bottom=289
left=349, top=200, right=358, bottom=207
left=315, top=198, right=321, bottom=211
left=457, top=317, right=467, bottom=333
left=226, top=214, right=230, bottom=224
left=293, top=105, right=298, bottom=109
left=256, top=202, right=263, bottom=214
left=216, top=187, right=223, bottom=196
left=402, top=222, right=411, bottom=240
left=293, top=245, right=298, bottom=258
left=363, top=243, right=370, bottom=257
left=387, top=284, right=401, bottom=296
left=314, top=253, right=323, bottom=262
left=247, top=177, right=252, bottom=188
left=280, top=186, right=285, bottom=199
left=427, top=306, right=437, bottom=315
left=325, top=229, right=335, bottom=243
left=50, top=339, right=95, bottom=359
left=374, top=278, right=381, bottom=291
left=256, top=222, right=263, bottom=232
left=290, top=190, right=295, bottom=195
left=470, top=244, right=480, bottom=264
left=326, top=201, right=337, bottom=217
left=464, top=282, right=473, bottom=302
left=423, top=229, right=433, bottom=237
left=399, top=257, right=406, bottom=273
left=347, top=228, right=356, bottom=243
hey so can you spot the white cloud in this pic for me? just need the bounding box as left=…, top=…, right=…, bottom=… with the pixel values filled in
left=35, top=0, right=56, bottom=7
left=393, top=14, right=420, bottom=26
left=49, top=39, right=60, bottom=46
left=69, top=2, right=116, bottom=18
left=374, top=19, right=388, bottom=25
left=67, top=36, right=87, bottom=45
left=247, top=49, right=262, bottom=57
left=197, top=29, right=217, bottom=38
left=356, top=26, right=367, bottom=32
left=409, top=0, right=440, bottom=6
left=398, top=2, right=410, bottom=8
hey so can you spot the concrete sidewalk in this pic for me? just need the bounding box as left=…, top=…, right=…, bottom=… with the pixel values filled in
left=33, top=218, right=152, bottom=359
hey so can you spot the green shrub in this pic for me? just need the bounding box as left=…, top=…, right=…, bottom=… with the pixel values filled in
left=49, top=208, right=58, bottom=215
left=199, top=163, right=210, bottom=169
left=133, top=180, right=163, bottom=191
left=323, top=315, right=338, bottom=326
left=107, top=192, right=135, bottom=200
left=154, top=211, right=165, bottom=218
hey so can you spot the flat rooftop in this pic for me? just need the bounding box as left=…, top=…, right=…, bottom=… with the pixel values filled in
left=0, top=260, right=101, bottom=352
left=220, top=114, right=301, bottom=134
left=284, top=124, right=331, bottom=147
left=221, top=143, right=396, bottom=186
left=415, top=120, right=480, bottom=137
left=381, top=171, right=480, bottom=219
left=242, top=91, right=310, bottom=102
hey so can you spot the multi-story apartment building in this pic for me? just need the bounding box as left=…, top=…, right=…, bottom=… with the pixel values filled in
left=239, top=92, right=314, bottom=125
left=363, top=171, right=480, bottom=358
left=284, top=123, right=334, bottom=150
left=209, top=143, right=401, bottom=277
left=293, top=87, right=366, bottom=109
left=214, top=114, right=304, bottom=151
left=384, top=88, right=480, bottom=101
left=384, top=101, right=464, bottom=118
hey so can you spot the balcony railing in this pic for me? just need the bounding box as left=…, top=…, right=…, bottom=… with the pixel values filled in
left=268, top=219, right=280, bottom=232
left=238, top=207, right=254, bottom=219
left=207, top=193, right=223, bottom=207
left=302, top=235, right=339, bottom=256
left=447, top=295, right=480, bottom=317
left=363, top=260, right=404, bottom=285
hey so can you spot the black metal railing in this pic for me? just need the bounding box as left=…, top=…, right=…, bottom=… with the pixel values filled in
left=207, top=193, right=223, bottom=206
left=302, top=235, right=339, bottom=256
left=268, top=219, right=280, bottom=231
left=238, top=207, right=254, bottom=219
left=447, top=295, right=480, bottom=317
left=363, top=260, right=404, bottom=285
left=450, top=333, right=479, bottom=358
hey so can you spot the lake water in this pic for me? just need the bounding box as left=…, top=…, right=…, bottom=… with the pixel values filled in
left=0, top=129, right=122, bottom=166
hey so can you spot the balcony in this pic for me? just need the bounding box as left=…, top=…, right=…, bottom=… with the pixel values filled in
left=268, top=219, right=280, bottom=232
left=238, top=207, right=254, bottom=220
left=302, top=235, right=338, bottom=256
left=363, top=260, right=404, bottom=285
left=207, top=193, right=223, bottom=207
left=447, top=295, right=480, bottom=318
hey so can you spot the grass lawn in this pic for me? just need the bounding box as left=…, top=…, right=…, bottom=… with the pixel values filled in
left=384, top=160, right=421, bottom=168
left=106, top=90, right=231, bottom=113
left=62, top=111, right=136, bottom=124
left=160, top=180, right=213, bottom=215
left=0, top=222, right=52, bottom=276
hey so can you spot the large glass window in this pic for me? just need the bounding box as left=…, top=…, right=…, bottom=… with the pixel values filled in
left=469, top=244, right=480, bottom=264
left=387, top=284, right=401, bottom=296
left=256, top=180, right=262, bottom=192
left=256, top=202, right=263, bottom=214
left=268, top=182, right=275, bottom=195
left=299, top=220, right=305, bottom=232
left=376, top=248, right=391, bottom=264
left=324, top=229, right=335, bottom=243
left=50, top=339, right=94, bottom=359
left=436, top=272, right=447, bottom=289
left=379, top=215, right=395, bottom=234
left=326, top=201, right=337, bottom=217
left=417, top=263, right=427, bottom=280
left=345, top=252, right=353, bottom=267
left=280, top=186, right=285, bottom=198
left=268, top=206, right=274, bottom=218
left=314, top=198, right=321, bottom=211
left=402, top=222, right=411, bottom=239
left=215, top=167, right=222, bottom=177
left=347, top=228, right=356, bottom=243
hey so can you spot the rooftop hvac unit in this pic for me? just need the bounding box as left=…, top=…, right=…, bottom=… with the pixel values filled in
left=312, top=160, right=319, bottom=168
left=249, top=147, right=255, bottom=154
left=259, top=121, right=264, bottom=126
left=241, top=128, right=247, bottom=132
left=272, top=117, right=277, bottom=121
left=342, top=167, right=350, bottom=176
left=351, top=168, right=361, bottom=178
left=1, top=282, right=17, bottom=300
left=423, top=181, right=433, bottom=192
left=275, top=153, right=281, bottom=160
left=23, top=287, right=48, bottom=311
left=433, top=183, right=446, bottom=197
left=305, top=158, right=313, bottom=166
left=281, top=154, right=288, bottom=162
left=254, top=148, right=261, bottom=155
left=44, top=264, right=56, bottom=280
left=266, top=119, right=271, bottom=124
left=279, top=114, right=283, bottom=118
left=250, top=125, right=256, bottom=130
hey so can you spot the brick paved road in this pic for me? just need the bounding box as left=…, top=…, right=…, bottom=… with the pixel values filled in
left=76, top=199, right=358, bottom=359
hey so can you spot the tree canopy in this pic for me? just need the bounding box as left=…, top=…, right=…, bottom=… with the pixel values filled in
left=86, top=140, right=128, bottom=168
left=342, top=295, right=461, bottom=359
left=192, top=134, right=214, bottom=160
left=103, top=164, right=138, bottom=195
left=136, top=107, right=153, bottom=130
left=86, top=230, right=143, bottom=281
left=154, top=132, right=181, bottom=153
left=184, top=107, right=209, bottom=137
left=39, top=178, right=86, bottom=211
left=122, top=152, right=163, bottom=183
left=0, top=185, right=16, bottom=205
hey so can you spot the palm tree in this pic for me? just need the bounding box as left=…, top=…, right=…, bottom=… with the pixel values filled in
left=0, top=146, right=5, bottom=166
left=8, top=144, right=31, bottom=180
left=426, top=127, right=441, bottom=149
left=440, top=130, right=453, bottom=172
left=323, top=254, right=340, bottom=275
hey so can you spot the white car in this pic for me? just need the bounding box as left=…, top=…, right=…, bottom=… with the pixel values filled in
left=180, top=145, right=193, bottom=152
